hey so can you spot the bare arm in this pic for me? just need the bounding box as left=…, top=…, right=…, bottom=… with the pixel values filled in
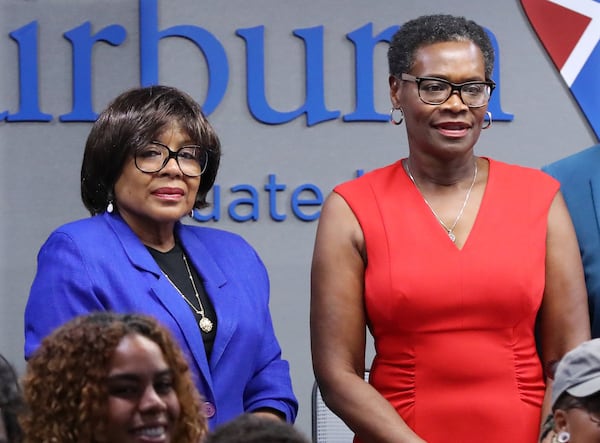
left=538, top=191, right=591, bottom=432
left=310, top=192, right=426, bottom=443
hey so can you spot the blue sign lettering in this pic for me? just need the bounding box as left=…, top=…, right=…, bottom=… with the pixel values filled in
left=2, top=0, right=512, bottom=124
left=193, top=171, right=359, bottom=223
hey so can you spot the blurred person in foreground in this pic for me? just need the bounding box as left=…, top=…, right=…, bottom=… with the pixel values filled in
left=310, top=14, right=590, bottom=443
left=205, top=413, right=309, bottom=443
left=0, top=354, right=23, bottom=443
left=20, top=312, right=205, bottom=443
left=540, top=338, right=600, bottom=442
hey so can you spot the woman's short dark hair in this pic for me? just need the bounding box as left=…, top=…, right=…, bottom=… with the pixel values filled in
left=388, top=14, right=495, bottom=80
left=553, top=390, right=600, bottom=414
left=81, top=85, right=221, bottom=215
left=205, top=413, right=309, bottom=443
left=20, top=312, right=206, bottom=443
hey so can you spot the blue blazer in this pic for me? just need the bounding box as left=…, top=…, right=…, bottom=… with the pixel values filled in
left=543, top=144, right=600, bottom=338
left=24, top=212, right=298, bottom=428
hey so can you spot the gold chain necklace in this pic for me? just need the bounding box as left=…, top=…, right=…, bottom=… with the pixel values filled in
left=162, top=254, right=214, bottom=333
left=405, top=159, right=478, bottom=243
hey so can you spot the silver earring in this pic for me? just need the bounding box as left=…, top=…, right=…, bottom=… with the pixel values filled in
left=482, top=111, right=492, bottom=130
left=390, top=107, right=404, bottom=125
left=557, top=431, right=570, bottom=442
left=189, top=209, right=195, bottom=218
left=106, top=200, right=114, bottom=214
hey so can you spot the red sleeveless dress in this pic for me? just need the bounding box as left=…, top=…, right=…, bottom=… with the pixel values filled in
left=335, top=158, right=558, bottom=443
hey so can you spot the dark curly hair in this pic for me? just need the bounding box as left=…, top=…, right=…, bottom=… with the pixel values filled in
left=20, top=312, right=206, bottom=443
left=0, top=354, right=24, bottom=442
left=205, top=414, right=309, bottom=443
left=81, top=85, right=221, bottom=215
left=388, top=14, right=495, bottom=80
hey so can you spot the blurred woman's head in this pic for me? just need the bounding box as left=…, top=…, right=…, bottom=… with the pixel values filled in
left=205, top=414, right=309, bottom=443
left=21, top=312, right=206, bottom=443
left=550, top=339, right=600, bottom=443
left=0, top=354, right=24, bottom=443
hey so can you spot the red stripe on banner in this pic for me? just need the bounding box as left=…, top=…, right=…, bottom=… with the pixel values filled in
left=520, top=0, right=590, bottom=69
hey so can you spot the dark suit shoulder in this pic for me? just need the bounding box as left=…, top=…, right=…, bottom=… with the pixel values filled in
left=543, top=144, right=600, bottom=183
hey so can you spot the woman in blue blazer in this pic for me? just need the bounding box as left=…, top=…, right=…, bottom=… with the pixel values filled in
left=24, top=85, right=298, bottom=429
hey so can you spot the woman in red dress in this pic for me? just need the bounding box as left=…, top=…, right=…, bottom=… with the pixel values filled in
left=310, top=14, right=590, bottom=443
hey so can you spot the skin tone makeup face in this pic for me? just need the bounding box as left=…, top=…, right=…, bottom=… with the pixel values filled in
left=104, top=334, right=181, bottom=443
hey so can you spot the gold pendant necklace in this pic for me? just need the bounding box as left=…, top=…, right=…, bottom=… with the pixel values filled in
left=163, top=254, right=214, bottom=333
left=405, top=159, right=478, bottom=243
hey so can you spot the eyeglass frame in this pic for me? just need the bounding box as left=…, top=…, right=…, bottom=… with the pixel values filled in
left=133, top=141, right=209, bottom=177
left=398, top=73, right=496, bottom=108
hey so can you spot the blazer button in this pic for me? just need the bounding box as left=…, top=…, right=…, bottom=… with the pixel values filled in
left=203, top=401, right=216, bottom=418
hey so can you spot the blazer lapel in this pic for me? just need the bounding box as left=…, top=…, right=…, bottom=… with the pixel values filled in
left=103, top=214, right=214, bottom=389
left=103, top=212, right=165, bottom=278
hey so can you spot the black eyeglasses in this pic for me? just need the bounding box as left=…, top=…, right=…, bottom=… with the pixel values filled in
left=400, top=73, right=496, bottom=108
left=134, top=141, right=208, bottom=177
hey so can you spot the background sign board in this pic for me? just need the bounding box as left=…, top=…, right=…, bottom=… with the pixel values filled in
left=0, top=0, right=597, bottom=435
